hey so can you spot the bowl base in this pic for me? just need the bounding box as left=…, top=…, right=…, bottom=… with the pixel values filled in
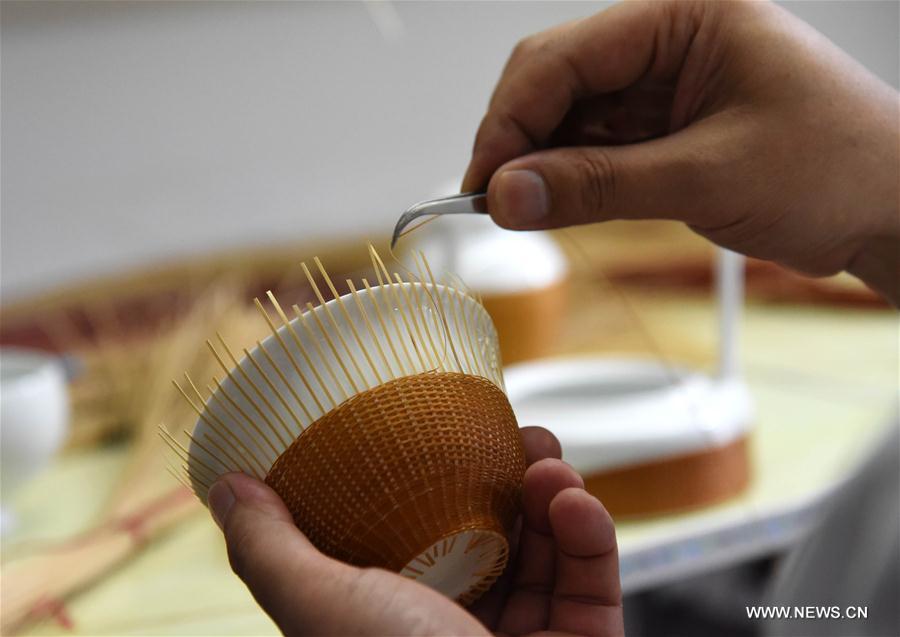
left=401, top=527, right=508, bottom=606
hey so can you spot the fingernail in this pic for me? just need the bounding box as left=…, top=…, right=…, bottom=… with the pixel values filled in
left=208, top=480, right=235, bottom=530
left=496, top=169, right=548, bottom=226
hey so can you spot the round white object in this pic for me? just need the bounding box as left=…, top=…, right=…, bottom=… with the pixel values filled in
left=505, top=357, right=754, bottom=474
left=0, top=348, right=70, bottom=530
left=401, top=529, right=507, bottom=602
left=410, top=214, right=568, bottom=295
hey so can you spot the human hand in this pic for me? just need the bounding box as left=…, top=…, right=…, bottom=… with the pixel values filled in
left=206, top=426, right=624, bottom=636
left=462, top=0, right=899, bottom=302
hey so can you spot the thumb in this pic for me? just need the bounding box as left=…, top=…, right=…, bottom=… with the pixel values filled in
left=207, top=473, right=485, bottom=636
left=208, top=473, right=355, bottom=633
left=486, top=121, right=727, bottom=231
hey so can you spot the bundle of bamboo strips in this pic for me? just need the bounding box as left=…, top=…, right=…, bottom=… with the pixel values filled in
left=1, top=283, right=266, bottom=634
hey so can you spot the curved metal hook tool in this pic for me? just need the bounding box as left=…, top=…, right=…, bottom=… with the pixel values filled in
left=391, top=191, right=488, bottom=248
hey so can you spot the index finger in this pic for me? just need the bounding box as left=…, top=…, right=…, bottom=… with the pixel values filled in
left=461, top=0, right=677, bottom=192
left=468, top=425, right=562, bottom=626
left=520, top=425, right=563, bottom=465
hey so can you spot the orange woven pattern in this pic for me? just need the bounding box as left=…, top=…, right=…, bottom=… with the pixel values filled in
left=265, top=371, right=525, bottom=580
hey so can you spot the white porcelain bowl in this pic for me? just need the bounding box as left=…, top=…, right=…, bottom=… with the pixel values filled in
left=188, top=281, right=503, bottom=491
left=0, top=348, right=70, bottom=532
left=409, top=213, right=569, bottom=295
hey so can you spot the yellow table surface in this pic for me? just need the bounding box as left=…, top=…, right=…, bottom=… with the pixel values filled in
left=5, top=296, right=897, bottom=636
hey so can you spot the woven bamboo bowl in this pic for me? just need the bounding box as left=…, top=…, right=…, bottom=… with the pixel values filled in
left=170, top=253, right=526, bottom=605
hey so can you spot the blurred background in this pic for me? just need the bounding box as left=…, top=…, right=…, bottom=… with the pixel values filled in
left=2, top=0, right=899, bottom=300
left=1, top=2, right=898, bottom=636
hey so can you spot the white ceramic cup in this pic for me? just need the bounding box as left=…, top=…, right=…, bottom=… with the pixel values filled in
left=0, top=347, right=70, bottom=533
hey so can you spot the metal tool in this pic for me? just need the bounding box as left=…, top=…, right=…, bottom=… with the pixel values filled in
left=390, top=191, right=488, bottom=248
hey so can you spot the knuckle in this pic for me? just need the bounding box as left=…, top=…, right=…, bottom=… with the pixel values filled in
left=510, top=35, right=537, bottom=61
left=573, top=149, right=617, bottom=216
left=534, top=36, right=556, bottom=57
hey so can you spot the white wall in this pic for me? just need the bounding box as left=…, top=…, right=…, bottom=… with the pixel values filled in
left=2, top=1, right=897, bottom=300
